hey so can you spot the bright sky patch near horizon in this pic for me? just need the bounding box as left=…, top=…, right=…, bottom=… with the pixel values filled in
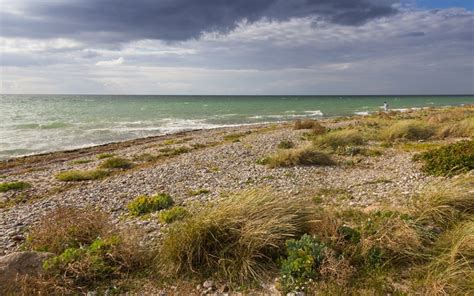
left=0, top=0, right=473, bottom=95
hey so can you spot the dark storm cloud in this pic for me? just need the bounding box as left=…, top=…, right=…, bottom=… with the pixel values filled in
left=0, top=0, right=397, bottom=42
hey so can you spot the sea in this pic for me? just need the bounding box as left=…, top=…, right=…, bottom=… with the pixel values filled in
left=1, top=95, right=473, bottom=160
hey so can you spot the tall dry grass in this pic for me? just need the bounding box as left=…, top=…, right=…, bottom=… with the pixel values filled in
left=159, top=189, right=313, bottom=283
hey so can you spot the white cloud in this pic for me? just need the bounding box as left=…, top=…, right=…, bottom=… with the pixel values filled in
left=95, top=57, right=124, bottom=66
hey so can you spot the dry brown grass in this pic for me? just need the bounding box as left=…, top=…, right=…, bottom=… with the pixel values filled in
left=25, top=206, right=111, bottom=254
left=159, top=189, right=313, bottom=284
left=423, top=220, right=474, bottom=295
left=381, top=120, right=435, bottom=141
left=267, top=145, right=334, bottom=168
left=314, top=129, right=365, bottom=149
left=294, top=119, right=323, bottom=130
left=415, top=174, right=474, bottom=228
left=437, top=117, right=474, bottom=138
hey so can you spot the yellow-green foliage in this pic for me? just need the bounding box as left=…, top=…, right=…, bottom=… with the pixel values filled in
left=315, top=129, right=365, bottom=149
left=127, top=193, right=174, bottom=216
left=0, top=181, right=31, bottom=192
left=382, top=120, right=434, bottom=141
left=69, top=159, right=93, bottom=165
left=100, top=157, right=134, bottom=169
left=159, top=206, right=189, bottom=224
left=268, top=145, right=334, bottom=168
left=159, top=189, right=312, bottom=283
left=55, top=169, right=109, bottom=181
left=438, top=117, right=474, bottom=138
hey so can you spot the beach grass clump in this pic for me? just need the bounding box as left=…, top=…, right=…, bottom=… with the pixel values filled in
left=99, top=157, right=134, bottom=169
left=335, top=146, right=382, bottom=157
left=159, top=189, right=312, bottom=283
left=69, top=159, right=93, bottom=165
left=277, top=139, right=295, bottom=149
left=415, top=175, right=474, bottom=228
left=55, top=169, right=109, bottom=181
left=437, top=117, right=474, bottom=138
left=314, top=130, right=365, bottom=150
left=188, top=188, right=210, bottom=196
left=21, top=207, right=150, bottom=294
left=127, top=193, right=174, bottom=216
left=25, top=206, right=111, bottom=254
left=294, top=119, right=321, bottom=130
left=413, top=140, right=474, bottom=176
left=132, top=153, right=159, bottom=162
left=0, top=181, right=31, bottom=192
left=422, top=220, right=474, bottom=295
left=267, top=145, right=335, bottom=168
left=96, top=153, right=115, bottom=159
left=159, top=146, right=191, bottom=156
left=381, top=120, right=434, bottom=141
left=158, top=206, right=189, bottom=224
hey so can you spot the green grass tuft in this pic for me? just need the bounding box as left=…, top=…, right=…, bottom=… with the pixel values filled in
left=0, top=181, right=31, bottom=192
left=188, top=188, right=210, bottom=196
left=55, top=169, right=109, bottom=181
left=99, top=157, right=134, bottom=169
left=314, top=129, right=365, bottom=149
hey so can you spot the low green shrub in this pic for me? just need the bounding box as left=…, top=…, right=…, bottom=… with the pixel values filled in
left=159, top=189, right=312, bottom=283
left=159, top=206, right=189, bottom=224
left=127, top=193, right=174, bottom=216
left=99, top=157, right=133, bottom=169
left=315, top=130, right=365, bottom=149
left=268, top=145, right=334, bottom=168
left=0, top=181, right=31, bottom=192
left=382, top=120, right=434, bottom=141
left=279, top=234, right=327, bottom=293
left=278, top=139, right=295, bottom=149
left=414, top=140, right=474, bottom=176
left=55, top=169, right=109, bottom=181
left=223, top=133, right=247, bottom=142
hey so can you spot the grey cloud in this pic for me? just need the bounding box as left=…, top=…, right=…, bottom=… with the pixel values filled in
left=1, top=0, right=397, bottom=43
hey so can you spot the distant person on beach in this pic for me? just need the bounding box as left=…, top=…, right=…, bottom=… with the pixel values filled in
left=383, top=101, right=389, bottom=112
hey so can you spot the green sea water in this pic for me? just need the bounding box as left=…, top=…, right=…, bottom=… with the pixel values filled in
left=0, top=94, right=473, bottom=159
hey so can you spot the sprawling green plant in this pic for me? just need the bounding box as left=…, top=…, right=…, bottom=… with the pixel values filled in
left=414, top=140, right=474, bottom=176
left=127, top=193, right=174, bottom=216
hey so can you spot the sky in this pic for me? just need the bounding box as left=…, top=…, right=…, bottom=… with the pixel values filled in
left=0, top=0, right=473, bottom=95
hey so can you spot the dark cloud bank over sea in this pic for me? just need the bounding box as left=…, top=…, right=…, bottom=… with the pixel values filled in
left=1, top=0, right=398, bottom=43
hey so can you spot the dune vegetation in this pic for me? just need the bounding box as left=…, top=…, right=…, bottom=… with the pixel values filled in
left=2, top=106, right=473, bottom=295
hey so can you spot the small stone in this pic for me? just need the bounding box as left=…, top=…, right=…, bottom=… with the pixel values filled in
left=203, top=280, right=214, bottom=289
